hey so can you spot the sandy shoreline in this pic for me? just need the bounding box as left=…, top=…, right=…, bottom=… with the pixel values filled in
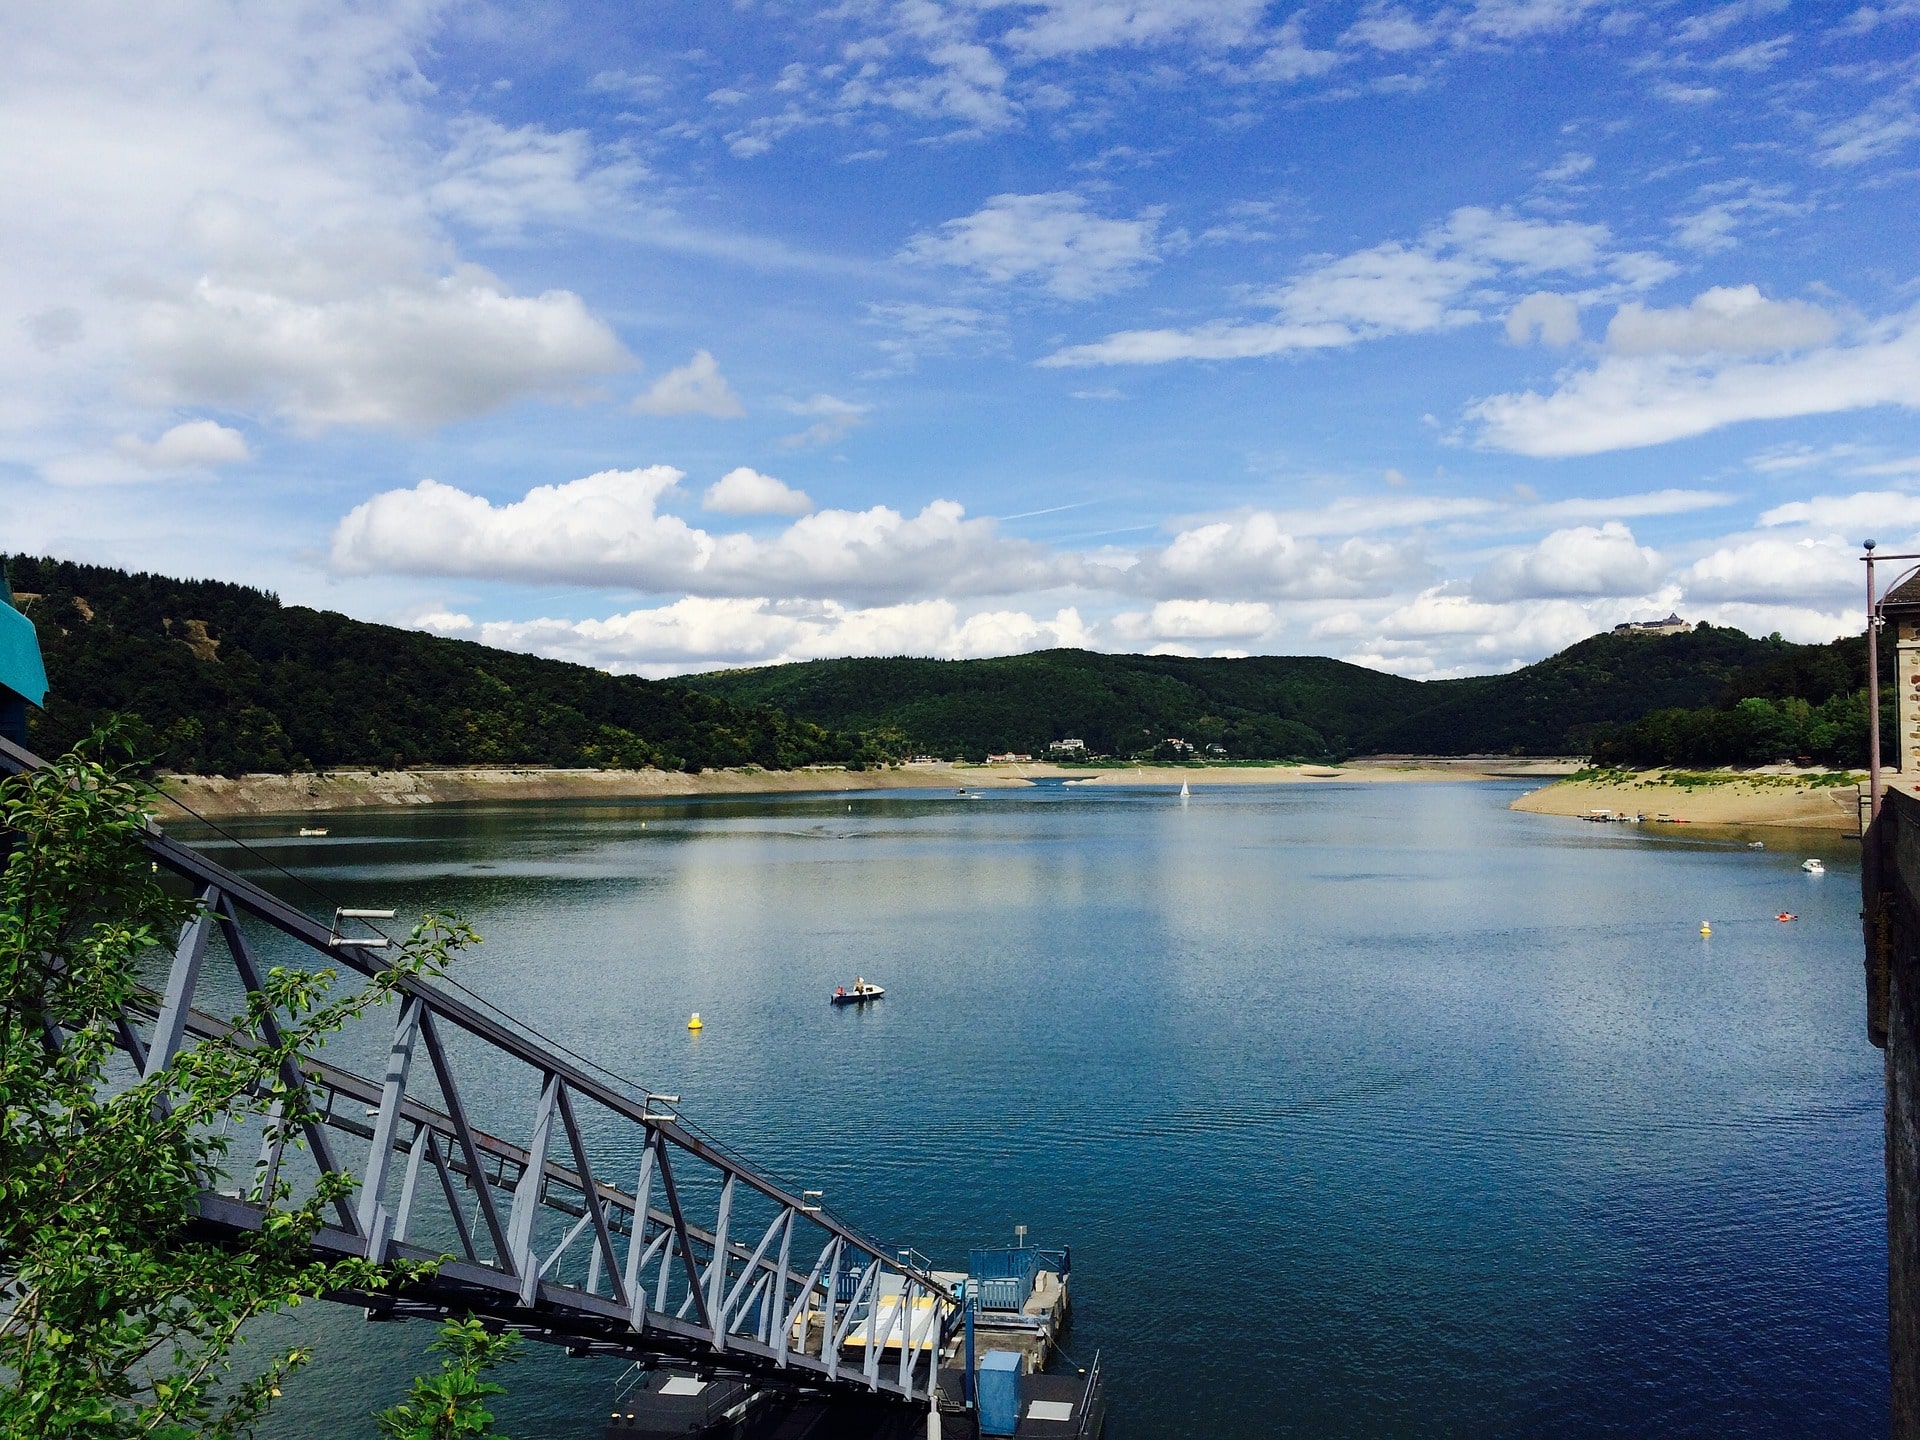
left=1510, top=769, right=1866, bottom=832
left=153, top=756, right=1583, bottom=819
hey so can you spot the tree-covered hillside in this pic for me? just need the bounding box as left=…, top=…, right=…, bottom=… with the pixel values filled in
left=8, top=552, right=1880, bottom=772
left=1588, top=629, right=1892, bottom=768
left=674, top=650, right=1426, bottom=762
left=678, top=625, right=1876, bottom=762
left=8, top=556, right=868, bottom=775
left=1357, top=625, right=1801, bottom=755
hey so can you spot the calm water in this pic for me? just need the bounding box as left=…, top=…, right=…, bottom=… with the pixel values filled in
left=179, top=780, right=1886, bottom=1438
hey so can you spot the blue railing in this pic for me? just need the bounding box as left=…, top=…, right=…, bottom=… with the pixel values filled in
left=967, top=1244, right=1069, bottom=1312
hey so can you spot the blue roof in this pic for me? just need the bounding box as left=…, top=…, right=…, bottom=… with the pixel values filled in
left=0, top=594, right=48, bottom=707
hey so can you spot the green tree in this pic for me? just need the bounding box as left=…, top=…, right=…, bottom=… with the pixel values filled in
left=375, top=1318, right=520, bottom=1440
left=0, top=731, right=477, bottom=1439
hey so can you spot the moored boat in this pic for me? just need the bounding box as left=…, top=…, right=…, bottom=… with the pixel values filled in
left=831, top=978, right=885, bottom=1005
left=1802, top=858, right=1826, bottom=875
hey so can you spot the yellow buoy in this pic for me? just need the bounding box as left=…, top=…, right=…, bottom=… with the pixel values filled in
left=1699, top=921, right=1711, bottom=936
left=688, top=1012, right=703, bottom=1031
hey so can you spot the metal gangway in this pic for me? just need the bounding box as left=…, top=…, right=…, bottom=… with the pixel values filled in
left=1, top=737, right=959, bottom=1405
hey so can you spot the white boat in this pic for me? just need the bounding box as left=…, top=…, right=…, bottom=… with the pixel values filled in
left=1179, top=780, right=1190, bottom=798
left=298, top=827, right=328, bottom=837
left=1802, top=858, right=1825, bottom=875
left=830, top=978, right=885, bottom=1006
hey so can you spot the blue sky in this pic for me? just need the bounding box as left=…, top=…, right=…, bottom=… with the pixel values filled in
left=7, top=0, right=1920, bottom=677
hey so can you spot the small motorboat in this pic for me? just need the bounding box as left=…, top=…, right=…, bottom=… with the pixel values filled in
left=1776, top=912, right=1798, bottom=923
left=298, top=827, right=329, bottom=837
left=831, top=978, right=885, bottom=1006
left=1802, top=858, right=1826, bottom=875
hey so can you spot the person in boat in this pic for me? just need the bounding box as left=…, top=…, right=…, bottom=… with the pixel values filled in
left=835, top=985, right=846, bottom=997
left=855, top=976, right=865, bottom=993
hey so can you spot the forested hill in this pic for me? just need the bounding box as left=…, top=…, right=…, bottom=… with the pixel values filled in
left=676, top=627, right=1866, bottom=762
left=1357, top=625, right=1799, bottom=755
left=675, top=651, right=1422, bottom=762
left=7, top=552, right=1876, bottom=772
left=7, top=556, right=868, bottom=775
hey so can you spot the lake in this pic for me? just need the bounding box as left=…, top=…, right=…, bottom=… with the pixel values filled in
left=180, top=779, right=1884, bottom=1438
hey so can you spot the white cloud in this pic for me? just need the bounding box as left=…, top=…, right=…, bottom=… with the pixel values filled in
left=1112, top=599, right=1276, bottom=641
left=0, top=4, right=638, bottom=448
left=1038, top=319, right=1354, bottom=366
left=42, top=418, right=253, bottom=486
left=330, top=467, right=1073, bottom=602
left=903, top=192, right=1162, bottom=299
left=1274, top=243, right=1487, bottom=332
left=1681, top=534, right=1866, bottom=602
left=1540, top=151, right=1595, bottom=183
left=1043, top=205, right=1666, bottom=366
left=864, top=302, right=1000, bottom=371
left=778, top=393, right=870, bottom=449
left=421, top=596, right=1096, bottom=677
left=1472, top=522, right=1666, bottom=600
left=1654, top=81, right=1721, bottom=104
left=632, top=350, right=746, bottom=418
left=1670, top=182, right=1806, bottom=254
left=1002, top=0, right=1270, bottom=58
left=1818, top=97, right=1920, bottom=167
left=1756, top=489, right=1920, bottom=536
left=1471, top=305, right=1920, bottom=456
left=131, top=245, right=632, bottom=433
left=428, top=116, right=643, bottom=237
left=1137, top=512, right=1419, bottom=599
left=119, top=419, right=251, bottom=469
left=1605, top=286, right=1840, bottom=356
left=1505, top=292, right=1583, bottom=346
left=1524, top=489, right=1733, bottom=523
left=702, top=466, right=812, bottom=516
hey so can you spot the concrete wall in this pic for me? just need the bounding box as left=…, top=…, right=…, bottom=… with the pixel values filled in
left=1866, top=783, right=1920, bottom=1435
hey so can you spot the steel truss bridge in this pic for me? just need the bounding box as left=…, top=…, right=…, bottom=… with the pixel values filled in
left=3, top=738, right=960, bottom=1407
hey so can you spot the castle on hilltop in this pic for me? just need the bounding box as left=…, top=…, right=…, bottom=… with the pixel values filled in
left=1612, top=612, right=1692, bottom=637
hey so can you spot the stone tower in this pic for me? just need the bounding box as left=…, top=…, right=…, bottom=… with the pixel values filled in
left=1886, top=572, right=1920, bottom=775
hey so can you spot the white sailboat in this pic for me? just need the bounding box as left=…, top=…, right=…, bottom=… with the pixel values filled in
left=1179, top=780, right=1190, bottom=799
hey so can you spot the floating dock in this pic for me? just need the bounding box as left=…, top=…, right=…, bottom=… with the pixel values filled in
left=603, top=1242, right=1101, bottom=1439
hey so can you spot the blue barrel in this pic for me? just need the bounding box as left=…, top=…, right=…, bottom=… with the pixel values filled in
left=977, top=1350, right=1022, bottom=1436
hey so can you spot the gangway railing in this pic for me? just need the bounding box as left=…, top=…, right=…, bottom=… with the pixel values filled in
left=0, top=737, right=958, bottom=1402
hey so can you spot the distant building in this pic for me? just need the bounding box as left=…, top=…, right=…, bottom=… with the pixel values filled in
left=1205, top=743, right=1227, bottom=756
left=1047, top=738, right=1087, bottom=757
left=986, top=752, right=1032, bottom=764
left=1163, top=737, right=1193, bottom=753
left=906, top=755, right=940, bottom=766
left=1883, top=572, right=1920, bottom=774
left=1612, top=612, right=1692, bottom=636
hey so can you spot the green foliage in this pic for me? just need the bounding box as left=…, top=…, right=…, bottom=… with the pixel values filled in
left=677, top=650, right=1414, bottom=762
left=6, top=554, right=1888, bottom=768
left=0, top=729, right=475, bottom=1439
left=677, top=626, right=1859, bottom=760
left=375, top=1318, right=519, bottom=1440
left=1591, top=692, right=1880, bottom=769
left=8, top=556, right=870, bottom=776
left=1355, top=623, right=1801, bottom=756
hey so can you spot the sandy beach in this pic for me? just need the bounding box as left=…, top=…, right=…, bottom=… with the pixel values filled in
left=153, top=756, right=1583, bottom=819
left=1510, top=769, right=1866, bottom=832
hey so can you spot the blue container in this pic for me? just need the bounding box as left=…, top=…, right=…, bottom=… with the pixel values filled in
left=977, top=1350, right=1022, bottom=1436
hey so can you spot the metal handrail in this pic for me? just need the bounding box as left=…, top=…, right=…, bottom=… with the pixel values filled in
left=1, top=735, right=960, bottom=1402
